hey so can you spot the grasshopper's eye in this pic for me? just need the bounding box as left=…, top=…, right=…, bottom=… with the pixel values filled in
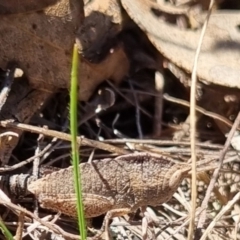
left=169, top=170, right=183, bottom=189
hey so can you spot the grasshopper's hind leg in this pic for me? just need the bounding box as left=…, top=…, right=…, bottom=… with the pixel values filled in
left=93, top=208, right=131, bottom=240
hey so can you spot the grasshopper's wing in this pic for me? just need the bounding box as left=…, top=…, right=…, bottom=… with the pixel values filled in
left=36, top=193, right=115, bottom=218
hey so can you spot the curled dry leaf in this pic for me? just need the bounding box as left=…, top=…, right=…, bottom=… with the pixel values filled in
left=121, top=0, right=240, bottom=88
left=0, top=0, right=129, bottom=101
left=0, top=0, right=59, bottom=14
left=0, top=0, right=129, bottom=165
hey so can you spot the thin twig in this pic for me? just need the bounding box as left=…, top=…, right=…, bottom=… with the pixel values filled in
left=196, top=111, right=240, bottom=239
left=22, top=215, right=53, bottom=239
left=33, top=134, right=44, bottom=178
left=32, top=134, right=45, bottom=238
left=0, top=199, right=92, bottom=240
left=199, top=192, right=240, bottom=240
left=153, top=71, right=164, bottom=137
left=0, top=139, right=57, bottom=173
left=0, top=121, right=129, bottom=155
left=0, top=64, right=16, bottom=111
left=128, top=79, right=143, bottom=138
left=188, top=1, right=215, bottom=238
left=104, top=138, right=223, bottom=149
left=163, top=94, right=239, bottom=131
left=107, top=80, right=152, bottom=118
left=15, top=212, right=25, bottom=240
left=120, top=89, right=240, bottom=131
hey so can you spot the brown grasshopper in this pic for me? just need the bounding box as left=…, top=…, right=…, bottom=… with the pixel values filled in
left=28, top=152, right=217, bottom=238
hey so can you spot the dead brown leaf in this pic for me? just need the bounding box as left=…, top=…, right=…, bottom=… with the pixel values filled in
left=0, top=0, right=59, bottom=14
left=121, top=0, right=240, bottom=89
left=0, top=0, right=80, bottom=93
left=0, top=0, right=129, bottom=101
left=0, top=0, right=129, bottom=165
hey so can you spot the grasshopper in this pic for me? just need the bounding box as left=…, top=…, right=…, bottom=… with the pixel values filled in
left=28, top=153, right=217, bottom=239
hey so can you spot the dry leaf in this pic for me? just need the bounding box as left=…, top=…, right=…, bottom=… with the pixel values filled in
left=0, top=0, right=129, bottom=101
left=0, top=0, right=129, bottom=165
left=121, top=0, right=240, bottom=88
left=84, top=0, right=124, bottom=24
left=0, top=0, right=80, bottom=92
left=0, top=0, right=59, bottom=14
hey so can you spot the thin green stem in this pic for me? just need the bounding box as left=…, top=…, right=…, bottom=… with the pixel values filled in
left=70, top=44, right=87, bottom=239
left=0, top=217, right=13, bottom=240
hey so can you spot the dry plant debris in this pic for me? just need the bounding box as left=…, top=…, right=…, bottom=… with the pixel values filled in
left=0, top=0, right=240, bottom=239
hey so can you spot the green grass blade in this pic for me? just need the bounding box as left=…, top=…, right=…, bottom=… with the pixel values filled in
left=70, top=43, right=87, bottom=239
left=0, top=217, right=13, bottom=240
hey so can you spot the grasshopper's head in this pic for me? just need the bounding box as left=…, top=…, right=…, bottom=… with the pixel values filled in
left=169, top=166, right=190, bottom=190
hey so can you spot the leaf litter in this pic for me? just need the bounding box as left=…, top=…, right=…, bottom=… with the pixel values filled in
left=0, top=0, right=240, bottom=239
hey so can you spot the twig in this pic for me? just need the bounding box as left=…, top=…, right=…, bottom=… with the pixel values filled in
left=0, top=120, right=129, bottom=155
left=32, top=134, right=45, bottom=238
left=104, top=138, right=223, bottom=149
left=15, top=212, right=25, bottom=240
left=0, top=64, right=16, bottom=111
left=22, top=215, right=53, bottom=239
left=199, top=192, right=240, bottom=240
left=120, top=89, right=240, bottom=131
left=33, top=134, right=44, bottom=178
left=153, top=71, right=164, bottom=137
left=128, top=78, right=143, bottom=138
left=163, top=94, right=240, bottom=131
left=196, top=111, right=240, bottom=239
left=0, top=139, right=57, bottom=173
left=107, top=80, right=152, bottom=118
left=188, top=1, right=215, bottom=238
left=0, top=199, right=91, bottom=240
